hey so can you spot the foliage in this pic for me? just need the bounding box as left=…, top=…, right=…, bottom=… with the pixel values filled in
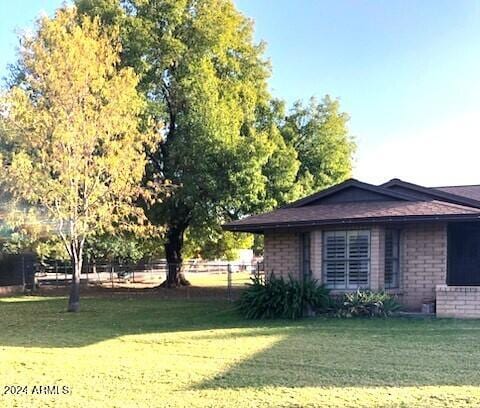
left=335, top=290, right=401, bottom=318
left=0, top=6, right=154, bottom=310
left=262, top=96, right=355, bottom=206
left=238, top=278, right=399, bottom=320
left=76, top=0, right=355, bottom=269
left=238, top=274, right=331, bottom=319
left=0, top=228, right=71, bottom=261
left=84, top=233, right=164, bottom=263
left=280, top=96, right=355, bottom=193
left=77, top=0, right=274, bottom=272
left=34, top=238, right=71, bottom=262
left=183, top=229, right=253, bottom=261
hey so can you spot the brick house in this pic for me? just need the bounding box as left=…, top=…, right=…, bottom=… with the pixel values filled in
left=223, top=178, right=480, bottom=318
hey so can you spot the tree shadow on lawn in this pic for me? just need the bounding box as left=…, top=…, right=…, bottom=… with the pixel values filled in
left=2, top=295, right=480, bottom=388
left=193, top=318, right=480, bottom=389
left=0, top=294, right=293, bottom=348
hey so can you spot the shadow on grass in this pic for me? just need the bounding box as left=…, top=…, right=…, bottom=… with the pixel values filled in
left=0, top=294, right=290, bottom=348
left=2, top=294, right=480, bottom=388
left=193, top=316, right=480, bottom=389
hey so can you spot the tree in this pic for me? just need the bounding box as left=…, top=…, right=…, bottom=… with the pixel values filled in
left=0, top=7, right=153, bottom=311
left=280, top=96, right=354, bottom=192
left=183, top=228, right=253, bottom=261
left=77, top=0, right=278, bottom=286
left=84, top=232, right=163, bottom=264
left=76, top=0, right=355, bottom=284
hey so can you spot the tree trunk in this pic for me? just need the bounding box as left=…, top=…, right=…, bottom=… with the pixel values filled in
left=67, top=258, right=82, bottom=312
left=67, top=239, right=84, bottom=313
left=161, top=224, right=190, bottom=288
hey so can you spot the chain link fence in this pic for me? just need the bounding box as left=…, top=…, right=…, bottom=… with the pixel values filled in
left=35, top=259, right=264, bottom=300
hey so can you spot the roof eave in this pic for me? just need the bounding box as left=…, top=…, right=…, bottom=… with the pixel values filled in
left=222, top=213, right=480, bottom=233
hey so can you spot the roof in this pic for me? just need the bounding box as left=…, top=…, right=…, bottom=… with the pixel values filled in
left=284, top=178, right=416, bottom=208
left=225, top=200, right=480, bottom=232
left=382, top=179, right=480, bottom=209
left=434, top=185, right=480, bottom=202
left=223, top=178, right=480, bottom=233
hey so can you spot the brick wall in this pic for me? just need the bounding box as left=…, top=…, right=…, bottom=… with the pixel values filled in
left=401, top=223, right=447, bottom=310
left=264, top=232, right=300, bottom=279
left=436, top=285, right=480, bottom=318
left=370, top=226, right=384, bottom=290
left=310, top=230, right=322, bottom=281
left=263, top=223, right=448, bottom=311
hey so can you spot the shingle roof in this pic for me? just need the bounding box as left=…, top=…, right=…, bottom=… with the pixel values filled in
left=224, top=200, right=480, bottom=232
left=382, top=179, right=480, bottom=209
left=434, top=185, right=480, bottom=202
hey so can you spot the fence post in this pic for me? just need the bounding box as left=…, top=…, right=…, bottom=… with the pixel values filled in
left=55, top=260, right=59, bottom=288
left=21, top=255, right=26, bottom=293
left=111, top=263, right=114, bottom=289
left=227, top=263, right=232, bottom=302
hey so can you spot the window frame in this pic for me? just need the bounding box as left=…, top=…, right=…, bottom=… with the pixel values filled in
left=384, top=229, right=400, bottom=289
left=300, top=232, right=312, bottom=279
left=322, top=230, right=371, bottom=290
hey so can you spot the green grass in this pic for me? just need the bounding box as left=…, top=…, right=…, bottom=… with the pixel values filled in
left=1, top=295, right=480, bottom=407
left=187, top=271, right=252, bottom=287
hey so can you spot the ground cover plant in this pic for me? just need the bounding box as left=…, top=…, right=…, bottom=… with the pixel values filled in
left=1, top=294, right=480, bottom=407
left=237, top=275, right=331, bottom=319
left=237, top=276, right=399, bottom=319
left=335, top=289, right=401, bottom=318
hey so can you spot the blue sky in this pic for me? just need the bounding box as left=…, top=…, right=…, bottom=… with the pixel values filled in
left=2, top=1, right=480, bottom=186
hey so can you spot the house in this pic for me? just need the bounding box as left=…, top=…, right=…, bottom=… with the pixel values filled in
left=223, top=178, right=480, bottom=318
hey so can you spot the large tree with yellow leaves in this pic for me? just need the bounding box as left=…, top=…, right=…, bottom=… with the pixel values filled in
left=0, top=7, right=153, bottom=312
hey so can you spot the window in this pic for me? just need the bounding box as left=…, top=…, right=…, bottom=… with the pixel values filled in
left=301, top=232, right=311, bottom=278
left=323, top=230, right=370, bottom=289
left=447, top=223, right=480, bottom=285
left=384, top=230, right=400, bottom=289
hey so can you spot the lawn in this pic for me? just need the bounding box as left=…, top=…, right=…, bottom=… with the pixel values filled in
left=1, top=295, right=480, bottom=407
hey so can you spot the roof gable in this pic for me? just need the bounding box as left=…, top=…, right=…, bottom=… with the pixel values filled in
left=382, top=179, right=480, bottom=209
left=285, top=179, right=417, bottom=208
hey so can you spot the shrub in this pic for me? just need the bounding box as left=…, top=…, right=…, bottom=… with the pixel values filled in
left=335, top=290, right=400, bottom=318
left=237, top=274, right=330, bottom=319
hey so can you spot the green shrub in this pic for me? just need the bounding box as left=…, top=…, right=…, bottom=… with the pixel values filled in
left=335, top=290, right=400, bottom=318
left=237, top=274, right=330, bottom=319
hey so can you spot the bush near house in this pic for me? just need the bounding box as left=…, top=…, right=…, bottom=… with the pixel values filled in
left=238, top=276, right=400, bottom=319
left=334, top=290, right=401, bottom=318
left=237, top=275, right=331, bottom=319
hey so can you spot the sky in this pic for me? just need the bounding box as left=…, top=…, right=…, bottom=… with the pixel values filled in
left=2, top=1, right=480, bottom=187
